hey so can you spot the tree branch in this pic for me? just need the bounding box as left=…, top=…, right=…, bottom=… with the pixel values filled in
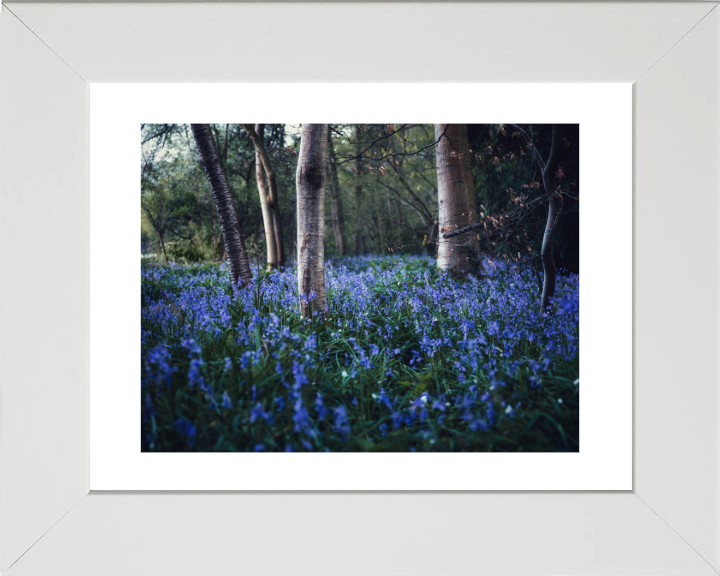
left=333, top=125, right=447, bottom=166
left=442, top=195, right=548, bottom=239
left=378, top=180, right=434, bottom=226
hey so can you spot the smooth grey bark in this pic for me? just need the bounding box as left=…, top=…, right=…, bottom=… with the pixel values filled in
left=242, top=123, right=285, bottom=268
left=507, top=123, right=562, bottom=310
left=327, top=133, right=348, bottom=256
left=296, top=124, right=329, bottom=318
left=434, top=124, right=482, bottom=276
left=459, top=126, right=483, bottom=273
left=248, top=124, right=278, bottom=269
left=191, top=124, right=253, bottom=288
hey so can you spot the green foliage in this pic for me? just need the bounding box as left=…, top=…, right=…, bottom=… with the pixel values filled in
left=141, top=124, right=579, bottom=273
left=166, top=239, right=210, bottom=263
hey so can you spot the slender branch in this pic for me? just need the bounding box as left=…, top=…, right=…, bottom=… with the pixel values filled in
left=142, top=124, right=174, bottom=145
left=389, top=167, right=434, bottom=223
left=378, top=181, right=434, bottom=225
left=442, top=195, right=548, bottom=239
left=334, top=125, right=448, bottom=166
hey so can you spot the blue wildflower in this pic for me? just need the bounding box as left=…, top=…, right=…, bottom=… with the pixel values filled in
left=174, top=418, right=197, bottom=448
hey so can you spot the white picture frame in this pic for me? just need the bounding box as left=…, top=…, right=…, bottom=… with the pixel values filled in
left=1, top=2, right=718, bottom=574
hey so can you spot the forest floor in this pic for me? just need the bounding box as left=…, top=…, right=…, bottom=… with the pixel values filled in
left=141, top=255, right=579, bottom=452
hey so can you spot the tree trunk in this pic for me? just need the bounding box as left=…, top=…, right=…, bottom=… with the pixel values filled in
left=507, top=124, right=563, bottom=310
left=296, top=124, right=329, bottom=318
left=353, top=125, right=364, bottom=256
left=375, top=203, right=386, bottom=251
left=251, top=124, right=278, bottom=269
left=386, top=197, right=396, bottom=249
left=425, top=217, right=438, bottom=256
left=461, top=131, right=483, bottom=273
left=242, top=123, right=285, bottom=268
left=191, top=124, right=253, bottom=288
left=157, top=230, right=168, bottom=262
left=223, top=124, right=229, bottom=166
left=327, top=132, right=348, bottom=255
left=540, top=125, right=563, bottom=310
left=434, top=124, right=481, bottom=276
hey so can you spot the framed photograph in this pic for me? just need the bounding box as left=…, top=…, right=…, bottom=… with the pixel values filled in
left=1, top=2, right=718, bottom=575
left=89, top=83, right=629, bottom=491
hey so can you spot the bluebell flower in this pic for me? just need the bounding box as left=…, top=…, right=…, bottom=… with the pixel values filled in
left=174, top=418, right=196, bottom=448
left=376, top=388, right=392, bottom=409
left=315, top=393, right=329, bottom=421
left=292, top=361, right=308, bottom=390
left=145, top=344, right=175, bottom=387
left=188, top=358, right=204, bottom=388
left=250, top=402, right=272, bottom=424
left=142, top=253, right=579, bottom=451
left=143, top=393, right=155, bottom=422
left=293, top=398, right=310, bottom=433
left=333, top=405, right=351, bottom=440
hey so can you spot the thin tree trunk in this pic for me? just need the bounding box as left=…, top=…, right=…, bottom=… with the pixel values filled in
left=296, top=124, right=329, bottom=318
left=435, top=124, right=480, bottom=276
left=142, top=207, right=169, bottom=262
left=539, top=125, right=562, bottom=310
left=327, top=133, right=348, bottom=255
left=157, top=230, right=168, bottom=262
left=375, top=203, right=386, bottom=250
left=326, top=171, right=343, bottom=253
left=425, top=217, right=438, bottom=256
left=251, top=124, right=278, bottom=269
left=353, top=125, right=364, bottom=256
left=395, top=198, right=404, bottom=229
left=191, top=124, right=253, bottom=288
left=386, top=196, right=396, bottom=249
left=242, top=123, right=285, bottom=268
left=507, top=124, right=562, bottom=310
left=260, top=128, right=285, bottom=269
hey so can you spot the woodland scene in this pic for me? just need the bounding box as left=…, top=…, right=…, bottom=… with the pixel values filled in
left=141, top=123, right=579, bottom=452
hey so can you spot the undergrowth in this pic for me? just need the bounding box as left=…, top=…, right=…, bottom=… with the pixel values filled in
left=142, top=255, right=579, bottom=452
